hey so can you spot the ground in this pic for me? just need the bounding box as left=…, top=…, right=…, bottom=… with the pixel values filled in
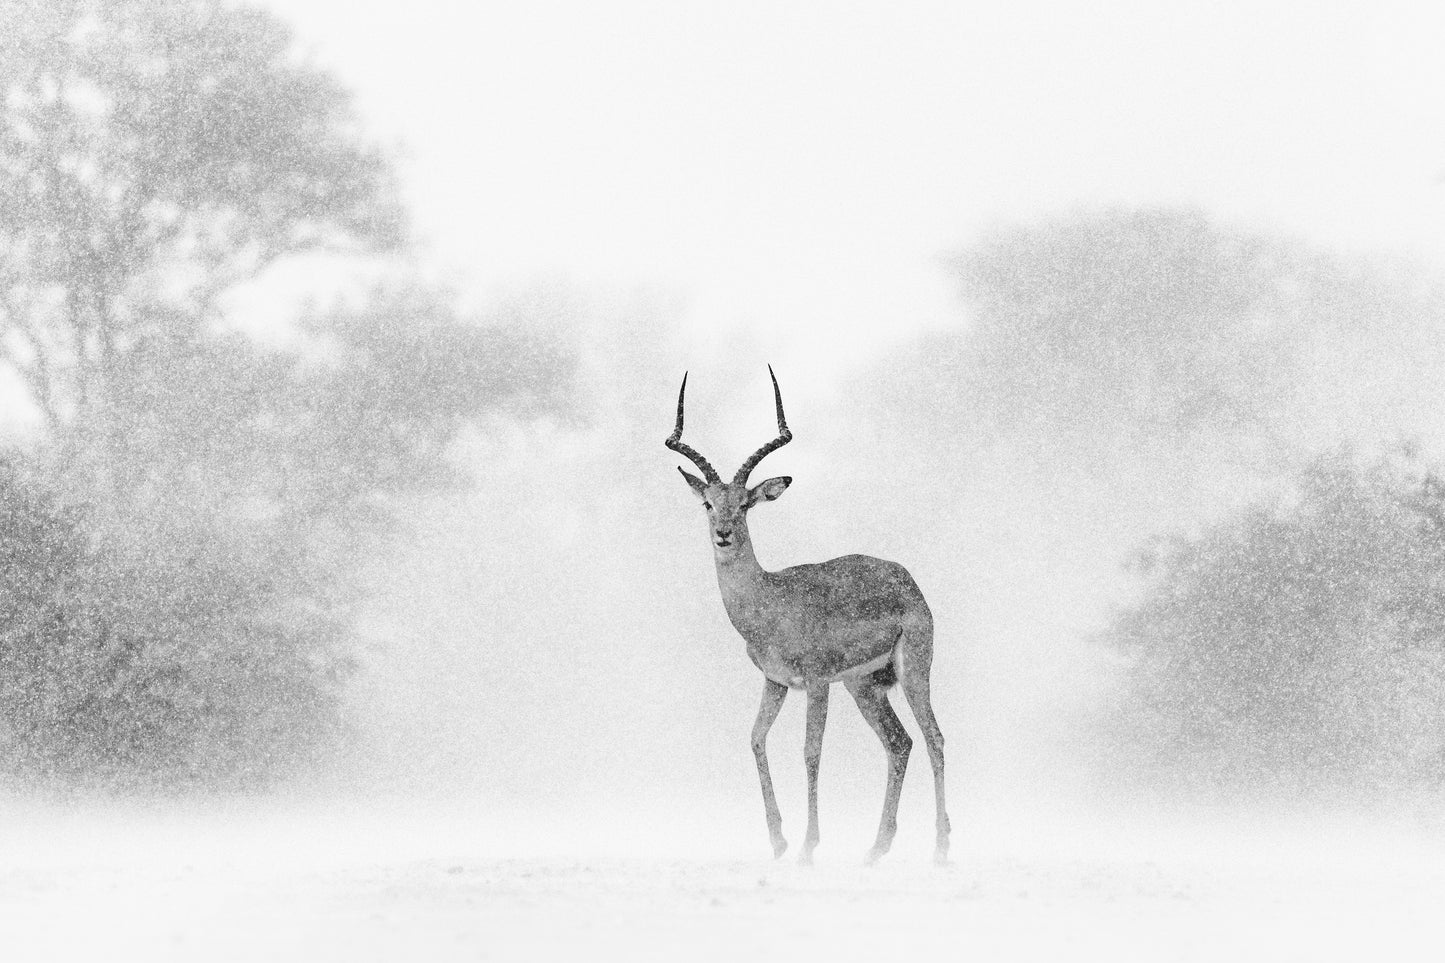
left=3, top=802, right=1443, bottom=961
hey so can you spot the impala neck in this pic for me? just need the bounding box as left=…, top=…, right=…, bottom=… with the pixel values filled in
left=713, top=535, right=767, bottom=603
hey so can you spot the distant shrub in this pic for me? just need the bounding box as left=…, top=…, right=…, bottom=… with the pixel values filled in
left=1099, top=451, right=1445, bottom=797
left=0, top=462, right=348, bottom=791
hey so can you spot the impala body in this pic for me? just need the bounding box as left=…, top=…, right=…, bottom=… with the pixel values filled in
left=667, top=368, right=950, bottom=864
left=721, top=553, right=929, bottom=689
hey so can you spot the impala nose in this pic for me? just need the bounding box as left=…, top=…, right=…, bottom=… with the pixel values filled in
left=715, top=528, right=733, bottom=544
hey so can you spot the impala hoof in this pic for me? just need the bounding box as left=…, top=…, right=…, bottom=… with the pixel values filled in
left=771, top=837, right=788, bottom=859
left=864, top=846, right=888, bottom=866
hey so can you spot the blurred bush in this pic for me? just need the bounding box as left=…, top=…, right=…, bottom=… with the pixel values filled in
left=1099, top=450, right=1445, bottom=797
left=0, top=460, right=348, bottom=790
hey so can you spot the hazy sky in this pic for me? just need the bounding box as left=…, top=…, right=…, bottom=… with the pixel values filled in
left=263, top=0, right=1445, bottom=369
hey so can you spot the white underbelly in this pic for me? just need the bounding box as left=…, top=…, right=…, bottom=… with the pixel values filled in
left=834, top=650, right=893, bottom=681
left=772, top=649, right=893, bottom=689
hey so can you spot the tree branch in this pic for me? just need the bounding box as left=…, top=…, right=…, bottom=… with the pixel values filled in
left=0, top=288, right=63, bottom=430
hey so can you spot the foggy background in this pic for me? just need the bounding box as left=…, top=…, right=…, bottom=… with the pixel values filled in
left=5, top=0, right=1445, bottom=870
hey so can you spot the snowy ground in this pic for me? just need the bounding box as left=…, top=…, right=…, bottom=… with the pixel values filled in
left=3, top=800, right=1444, bottom=962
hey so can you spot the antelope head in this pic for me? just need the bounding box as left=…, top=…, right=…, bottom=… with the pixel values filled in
left=666, top=367, right=793, bottom=556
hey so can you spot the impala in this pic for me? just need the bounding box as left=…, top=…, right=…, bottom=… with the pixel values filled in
left=666, top=367, right=950, bottom=864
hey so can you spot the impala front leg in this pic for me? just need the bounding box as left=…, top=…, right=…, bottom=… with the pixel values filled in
left=799, top=684, right=829, bottom=865
left=751, top=678, right=789, bottom=858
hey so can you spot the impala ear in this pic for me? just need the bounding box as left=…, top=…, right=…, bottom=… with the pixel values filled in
left=677, top=466, right=709, bottom=500
left=747, top=476, right=791, bottom=505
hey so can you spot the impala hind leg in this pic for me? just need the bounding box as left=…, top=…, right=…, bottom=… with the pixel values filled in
left=846, top=675, right=912, bottom=865
left=752, top=679, right=789, bottom=858
left=898, top=627, right=951, bottom=864
left=799, top=685, right=830, bottom=865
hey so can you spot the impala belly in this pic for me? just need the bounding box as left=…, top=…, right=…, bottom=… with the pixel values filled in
left=752, top=646, right=895, bottom=689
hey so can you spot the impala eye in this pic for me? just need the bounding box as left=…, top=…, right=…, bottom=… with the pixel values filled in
left=703, top=501, right=712, bottom=511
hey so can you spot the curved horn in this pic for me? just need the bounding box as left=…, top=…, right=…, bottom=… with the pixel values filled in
left=664, top=372, right=721, bottom=483
left=733, top=365, right=792, bottom=485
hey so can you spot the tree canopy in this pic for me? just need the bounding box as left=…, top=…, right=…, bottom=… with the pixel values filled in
left=858, top=208, right=1445, bottom=484
left=0, top=0, right=574, bottom=789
